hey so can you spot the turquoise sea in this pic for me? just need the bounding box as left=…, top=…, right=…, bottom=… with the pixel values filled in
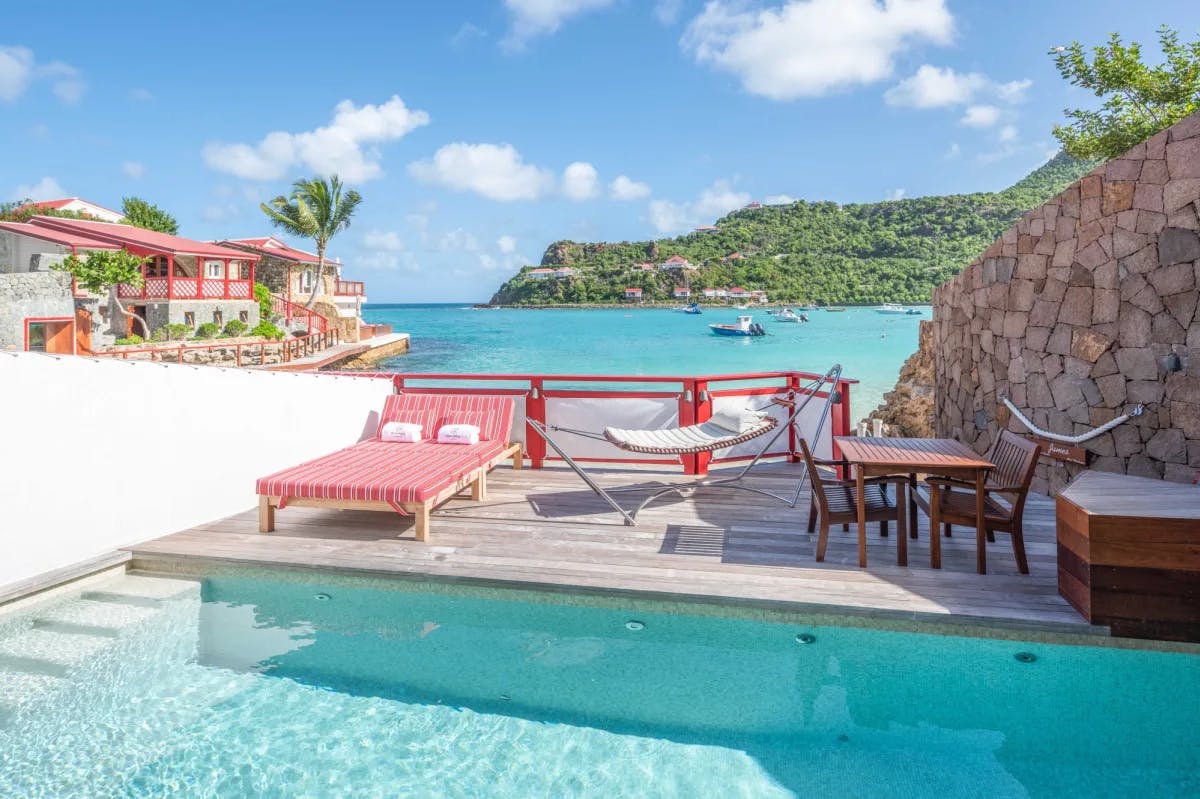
left=361, top=305, right=924, bottom=415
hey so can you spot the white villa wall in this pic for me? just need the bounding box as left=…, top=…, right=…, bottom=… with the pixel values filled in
left=0, top=353, right=395, bottom=590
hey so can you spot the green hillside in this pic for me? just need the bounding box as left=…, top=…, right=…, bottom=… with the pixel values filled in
left=489, top=152, right=1096, bottom=306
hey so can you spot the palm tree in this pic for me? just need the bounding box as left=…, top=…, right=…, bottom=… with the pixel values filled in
left=260, top=175, right=362, bottom=308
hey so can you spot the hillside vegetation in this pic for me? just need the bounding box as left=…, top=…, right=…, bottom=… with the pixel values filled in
left=489, top=152, right=1096, bottom=306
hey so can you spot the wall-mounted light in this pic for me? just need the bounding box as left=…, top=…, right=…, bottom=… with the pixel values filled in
left=1162, top=352, right=1183, bottom=373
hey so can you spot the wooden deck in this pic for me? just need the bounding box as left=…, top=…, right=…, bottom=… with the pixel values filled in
left=128, top=462, right=1094, bottom=635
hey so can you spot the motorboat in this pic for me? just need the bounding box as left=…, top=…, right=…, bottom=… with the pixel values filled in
left=797, top=302, right=818, bottom=311
left=875, top=303, right=908, bottom=314
left=824, top=306, right=846, bottom=312
left=774, top=308, right=805, bottom=323
left=905, top=307, right=923, bottom=315
left=710, top=315, right=766, bottom=337
left=676, top=302, right=702, bottom=314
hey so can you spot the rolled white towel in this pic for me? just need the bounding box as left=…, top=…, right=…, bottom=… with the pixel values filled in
left=437, top=424, right=480, bottom=445
left=381, top=421, right=422, bottom=443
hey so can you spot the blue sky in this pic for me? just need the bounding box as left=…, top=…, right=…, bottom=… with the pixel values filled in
left=1, top=1, right=1196, bottom=301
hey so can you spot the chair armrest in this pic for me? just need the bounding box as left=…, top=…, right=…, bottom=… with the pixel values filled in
left=811, top=457, right=849, bottom=467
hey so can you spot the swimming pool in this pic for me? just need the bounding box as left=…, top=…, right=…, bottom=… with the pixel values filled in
left=1, top=570, right=1197, bottom=798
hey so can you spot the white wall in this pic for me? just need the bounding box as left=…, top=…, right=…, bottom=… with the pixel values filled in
left=0, top=353, right=395, bottom=589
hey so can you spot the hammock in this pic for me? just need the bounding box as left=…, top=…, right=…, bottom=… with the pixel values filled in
left=526, top=365, right=842, bottom=524
left=1001, top=396, right=1144, bottom=444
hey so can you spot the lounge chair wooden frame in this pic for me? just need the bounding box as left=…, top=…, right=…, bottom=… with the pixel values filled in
left=259, top=443, right=522, bottom=542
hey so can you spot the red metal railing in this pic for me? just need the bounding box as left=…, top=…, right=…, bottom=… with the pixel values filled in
left=346, top=370, right=856, bottom=476
left=93, top=329, right=340, bottom=367
left=117, top=278, right=252, bottom=300
left=335, top=279, right=365, bottom=296
left=270, top=293, right=329, bottom=333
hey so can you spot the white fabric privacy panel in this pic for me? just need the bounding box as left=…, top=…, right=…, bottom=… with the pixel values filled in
left=709, top=390, right=834, bottom=461
left=545, top=396, right=679, bottom=461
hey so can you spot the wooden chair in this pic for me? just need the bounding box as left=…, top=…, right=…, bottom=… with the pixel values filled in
left=800, top=439, right=909, bottom=565
left=912, top=431, right=1041, bottom=574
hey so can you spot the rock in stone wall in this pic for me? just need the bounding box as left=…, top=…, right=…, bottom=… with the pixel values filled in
left=932, top=111, right=1200, bottom=492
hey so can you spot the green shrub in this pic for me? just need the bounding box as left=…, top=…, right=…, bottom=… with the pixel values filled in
left=251, top=321, right=285, bottom=340
left=254, top=282, right=274, bottom=322
left=161, top=322, right=192, bottom=341
left=114, top=335, right=144, bottom=346
left=222, top=319, right=249, bottom=337
left=194, top=322, right=221, bottom=339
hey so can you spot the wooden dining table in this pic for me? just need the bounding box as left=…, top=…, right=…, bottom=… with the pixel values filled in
left=832, top=437, right=996, bottom=571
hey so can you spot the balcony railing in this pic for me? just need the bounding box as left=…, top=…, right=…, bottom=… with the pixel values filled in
left=334, top=280, right=365, bottom=296
left=340, top=370, right=856, bottom=476
left=117, top=278, right=253, bottom=301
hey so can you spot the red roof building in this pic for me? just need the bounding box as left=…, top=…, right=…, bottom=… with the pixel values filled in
left=29, top=217, right=257, bottom=301
left=16, top=197, right=124, bottom=223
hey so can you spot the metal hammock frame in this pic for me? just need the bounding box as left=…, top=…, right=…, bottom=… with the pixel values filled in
left=526, top=365, right=843, bottom=525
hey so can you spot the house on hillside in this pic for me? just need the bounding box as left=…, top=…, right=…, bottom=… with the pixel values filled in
left=623, top=287, right=643, bottom=302
left=220, top=236, right=366, bottom=338
left=526, top=267, right=555, bottom=279
left=750, top=290, right=769, bottom=304
left=744, top=201, right=762, bottom=210
left=728, top=287, right=750, bottom=300
left=635, top=262, right=655, bottom=272
left=723, top=252, right=745, bottom=262
left=659, top=255, right=693, bottom=270
left=1, top=216, right=259, bottom=352
left=702, top=288, right=729, bottom=300
left=694, top=225, right=718, bottom=233
left=15, top=197, right=124, bottom=223
left=673, top=286, right=690, bottom=299
left=553, top=267, right=574, bottom=278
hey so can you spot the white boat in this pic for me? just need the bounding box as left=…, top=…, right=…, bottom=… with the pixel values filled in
left=875, top=303, right=908, bottom=314
left=774, top=308, right=804, bottom=323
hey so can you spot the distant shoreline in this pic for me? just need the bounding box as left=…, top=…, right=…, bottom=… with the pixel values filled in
left=472, top=303, right=933, bottom=310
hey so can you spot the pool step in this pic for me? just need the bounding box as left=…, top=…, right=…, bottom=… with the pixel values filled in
left=0, top=573, right=200, bottom=724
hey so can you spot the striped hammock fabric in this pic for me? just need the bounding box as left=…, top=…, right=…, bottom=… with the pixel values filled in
left=603, top=416, right=778, bottom=455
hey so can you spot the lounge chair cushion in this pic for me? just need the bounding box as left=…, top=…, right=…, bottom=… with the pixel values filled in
left=379, top=393, right=513, bottom=442
left=257, top=439, right=505, bottom=504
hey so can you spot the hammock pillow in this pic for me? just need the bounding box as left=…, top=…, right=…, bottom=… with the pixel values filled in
left=709, top=408, right=767, bottom=435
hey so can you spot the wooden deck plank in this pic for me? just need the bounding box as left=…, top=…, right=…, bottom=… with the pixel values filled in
left=127, top=462, right=1095, bottom=633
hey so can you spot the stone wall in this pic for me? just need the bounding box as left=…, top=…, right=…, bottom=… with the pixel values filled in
left=0, top=271, right=75, bottom=350
left=932, top=111, right=1200, bottom=492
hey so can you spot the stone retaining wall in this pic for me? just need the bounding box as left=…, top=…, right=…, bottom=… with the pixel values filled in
left=0, top=271, right=75, bottom=350
left=932, top=111, right=1200, bottom=492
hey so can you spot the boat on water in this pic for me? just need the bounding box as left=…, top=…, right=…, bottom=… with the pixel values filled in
left=734, top=303, right=750, bottom=310
left=825, top=306, right=847, bottom=312
left=676, top=302, right=702, bottom=314
left=774, top=308, right=807, bottom=323
left=905, top=307, right=923, bottom=315
left=797, top=302, right=818, bottom=311
left=875, top=303, right=909, bottom=314
left=710, top=315, right=766, bottom=337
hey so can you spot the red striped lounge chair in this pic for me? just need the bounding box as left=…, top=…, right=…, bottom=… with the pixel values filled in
left=256, top=393, right=522, bottom=541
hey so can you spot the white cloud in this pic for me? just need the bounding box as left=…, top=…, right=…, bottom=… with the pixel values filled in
left=0, top=46, right=33, bottom=101
left=41, top=61, right=85, bottom=104
left=944, top=141, right=961, bottom=159
left=655, top=0, right=684, bottom=24
left=129, top=88, right=154, bottom=102
left=121, top=161, right=145, bottom=180
left=501, top=0, right=617, bottom=50
left=609, top=174, right=651, bottom=201
left=0, top=47, right=85, bottom=104
left=497, top=234, right=518, bottom=253
left=451, top=22, right=488, bottom=48
left=886, top=188, right=906, bottom=201
left=764, top=193, right=796, bottom=204
left=203, top=95, right=430, bottom=182
left=681, top=0, right=953, bottom=101
left=648, top=179, right=750, bottom=234
left=995, top=79, right=1031, bottom=104
left=409, top=142, right=555, bottom=201
left=438, top=228, right=482, bottom=252
left=998, top=124, right=1018, bottom=142
left=357, top=250, right=420, bottom=272
left=561, top=161, right=599, bottom=201
left=10, top=176, right=65, bottom=201
left=884, top=64, right=987, bottom=108
left=363, top=230, right=405, bottom=251
left=961, top=104, right=1000, bottom=127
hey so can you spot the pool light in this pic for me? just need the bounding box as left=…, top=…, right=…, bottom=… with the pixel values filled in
left=1014, top=651, right=1037, bottom=663
left=314, top=593, right=331, bottom=601
left=625, top=620, right=645, bottom=631
left=795, top=633, right=816, bottom=644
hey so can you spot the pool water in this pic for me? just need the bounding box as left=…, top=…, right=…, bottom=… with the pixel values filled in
left=1, top=571, right=1197, bottom=798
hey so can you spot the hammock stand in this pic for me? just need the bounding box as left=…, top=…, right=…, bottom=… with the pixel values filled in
left=1000, top=396, right=1144, bottom=444
left=526, top=365, right=843, bottom=525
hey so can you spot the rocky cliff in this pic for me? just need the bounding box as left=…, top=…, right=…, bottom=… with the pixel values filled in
left=865, top=320, right=936, bottom=437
